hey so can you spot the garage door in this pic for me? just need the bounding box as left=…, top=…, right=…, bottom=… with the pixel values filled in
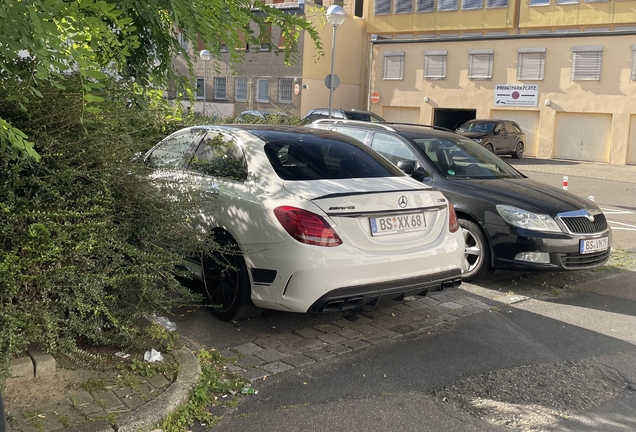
left=382, top=106, right=420, bottom=124
left=628, top=115, right=636, bottom=165
left=554, top=113, right=611, bottom=162
left=490, top=110, right=540, bottom=157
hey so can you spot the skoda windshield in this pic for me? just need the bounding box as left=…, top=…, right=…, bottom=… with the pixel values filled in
left=411, top=135, right=524, bottom=180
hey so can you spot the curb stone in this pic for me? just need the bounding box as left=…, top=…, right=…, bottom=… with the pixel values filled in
left=7, top=347, right=201, bottom=432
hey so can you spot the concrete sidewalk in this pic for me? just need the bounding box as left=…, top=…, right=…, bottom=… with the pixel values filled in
left=508, top=157, right=636, bottom=184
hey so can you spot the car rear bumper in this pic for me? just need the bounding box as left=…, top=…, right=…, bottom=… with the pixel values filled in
left=489, top=226, right=612, bottom=271
left=242, top=231, right=465, bottom=313
left=306, top=269, right=462, bottom=313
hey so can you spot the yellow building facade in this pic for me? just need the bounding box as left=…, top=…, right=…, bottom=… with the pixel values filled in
left=363, top=0, right=636, bottom=164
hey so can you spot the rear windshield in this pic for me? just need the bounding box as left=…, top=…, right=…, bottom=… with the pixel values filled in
left=264, top=136, right=404, bottom=181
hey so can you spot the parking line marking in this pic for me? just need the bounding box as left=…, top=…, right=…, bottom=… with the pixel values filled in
left=601, top=207, right=635, bottom=215
left=608, top=220, right=636, bottom=231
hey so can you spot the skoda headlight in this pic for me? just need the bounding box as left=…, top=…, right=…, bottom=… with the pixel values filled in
left=496, top=205, right=562, bottom=232
left=472, top=138, right=483, bottom=143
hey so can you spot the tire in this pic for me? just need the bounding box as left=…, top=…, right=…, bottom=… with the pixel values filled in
left=484, top=143, right=494, bottom=153
left=202, top=233, right=262, bottom=321
left=512, top=142, right=524, bottom=159
left=459, top=219, right=491, bottom=280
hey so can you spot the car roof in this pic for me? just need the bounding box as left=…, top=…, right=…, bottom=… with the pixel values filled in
left=308, top=119, right=456, bottom=137
left=186, top=124, right=352, bottom=142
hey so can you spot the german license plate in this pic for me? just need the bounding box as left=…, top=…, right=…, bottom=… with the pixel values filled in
left=370, top=213, right=427, bottom=236
left=579, top=237, right=609, bottom=254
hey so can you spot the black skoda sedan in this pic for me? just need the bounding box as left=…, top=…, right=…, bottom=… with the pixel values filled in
left=306, top=120, right=612, bottom=280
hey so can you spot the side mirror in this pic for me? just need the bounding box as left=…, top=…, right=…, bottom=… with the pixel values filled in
left=493, top=129, right=500, bottom=135
left=397, top=160, right=430, bottom=181
left=397, top=159, right=416, bottom=174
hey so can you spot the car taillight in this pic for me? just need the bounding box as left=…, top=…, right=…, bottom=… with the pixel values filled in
left=274, top=206, right=343, bottom=247
left=448, top=202, right=459, bottom=233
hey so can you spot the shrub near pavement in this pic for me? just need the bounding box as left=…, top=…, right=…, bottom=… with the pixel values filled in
left=0, top=73, right=209, bottom=387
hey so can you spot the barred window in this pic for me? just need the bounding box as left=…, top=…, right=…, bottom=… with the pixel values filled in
left=395, top=0, right=414, bottom=13
left=468, top=49, right=494, bottom=80
left=213, top=77, right=226, bottom=100
left=461, top=0, right=482, bottom=10
left=571, top=46, right=603, bottom=81
left=486, top=0, right=508, bottom=7
left=424, top=51, right=447, bottom=80
left=517, top=48, right=545, bottom=81
left=374, top=0, right=392, bottom=15
left=416, top=0, right=435, bottom=11
left=529, top=0, right=550, bottom=5
left=235, top=78, right=247, bottom=102
left=438, top=0, right=458, bottom=11
left=383, top=52, right=404, bottom=80
left=278, top=78, right=293, bottom=103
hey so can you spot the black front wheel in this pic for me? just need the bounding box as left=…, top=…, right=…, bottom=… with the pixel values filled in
left=512, top=142, right=524, bottom=159
left=484, top=143, right=494, bottom=153
left=459, top=219, right=491, bottom=280
left=202, top=234, right=262, bottom=321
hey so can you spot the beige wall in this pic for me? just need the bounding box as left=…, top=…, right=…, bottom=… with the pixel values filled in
left=371, top=33, right=636, bottom=164
left=301, top=12, right=367, bottom=115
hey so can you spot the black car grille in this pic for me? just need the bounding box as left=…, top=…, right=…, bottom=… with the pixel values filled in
left=559, top=214, right=608, bottom=234
left=559, top=250, right=610, bottom=269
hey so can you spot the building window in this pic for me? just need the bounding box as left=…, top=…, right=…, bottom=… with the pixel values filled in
left=416, top=0, right=435, bottom=11
left=177, top=31, right=188, bottom=50
left=220, top=43, right=228, bottom=53
left=374, top=0, right=392, bottom=15
left=486, top=0, right=508, bottom=7
left=571, top=46, right=603, bottom=81
left=632, top=46, right=636, bottom=81
left=256, top=78, right=270, bottom=103
left=461, top=0, right=482, bottom=10
left=438, top=0, right=458, bottom=10
left=213, top=77, right=226, bottom=100
left=235, top=78, right=248, bottom=102
left=278, top=78, right=293, bottom=103
left=395, top=0, right=413, bottom=13
left=557, top=0, right=578, bottom=4
left=383, top=52, right=404, bottom=80
left=517, top=48, right=545, bottom=81
left=468, top=49, right=494, bottom=80
left=529, top=0, right=550, bottom=5
left=196, top=78, right=204, bottom=99
left=424, top=50, right=447, bottom=80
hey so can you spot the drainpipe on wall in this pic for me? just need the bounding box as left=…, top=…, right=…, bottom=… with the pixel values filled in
left=367, top=34, right=377, bottom=111
left=514, top=0, right=521, bottom=34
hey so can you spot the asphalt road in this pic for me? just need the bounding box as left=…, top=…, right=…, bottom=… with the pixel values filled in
left=171, top=167, right=636, bottom=432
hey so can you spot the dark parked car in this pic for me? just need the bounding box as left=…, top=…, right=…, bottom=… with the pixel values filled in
left=235, top=110, right=290, bottom=123
left=306, top=119, right=611, bottom=280
left=456, top=119, right=526, bottom=159
left=302, top=108, right=385, bottom=124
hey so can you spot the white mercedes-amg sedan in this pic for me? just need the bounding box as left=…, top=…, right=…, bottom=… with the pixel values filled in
left=144, top=125, right=465, bottom=321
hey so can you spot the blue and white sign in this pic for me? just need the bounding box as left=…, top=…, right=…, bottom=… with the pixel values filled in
left=494, top=84, right=539, bottom=107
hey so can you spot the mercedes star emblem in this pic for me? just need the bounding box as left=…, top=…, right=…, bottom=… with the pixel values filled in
left=398, top=196, right=408, bottom=208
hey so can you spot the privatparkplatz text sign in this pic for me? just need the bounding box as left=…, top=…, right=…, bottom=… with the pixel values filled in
left=494, top=84, right=538, bottom=107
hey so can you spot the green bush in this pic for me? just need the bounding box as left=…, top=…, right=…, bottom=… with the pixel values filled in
left=0, top=73, right=208, bottom=387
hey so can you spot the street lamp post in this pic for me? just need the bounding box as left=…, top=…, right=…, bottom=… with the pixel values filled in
left=326, top=5, right=346, bottom=119
left=199, top=49, right=211, bottom=115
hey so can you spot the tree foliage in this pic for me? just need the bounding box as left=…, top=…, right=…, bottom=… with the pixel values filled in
left=0, top=0, right=322, bottom=159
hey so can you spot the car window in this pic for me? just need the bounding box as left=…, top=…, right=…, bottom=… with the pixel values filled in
left=412, top=136, right=523, bottom=179
left=370, top=133, right=418, bottom=165
left=512, top=123, right=523, bottom=134
left=457, top=121, right=496, bottom=133
left=303, top=113, right=323, bottom=123
left=146, top=130, right=201, bottom=169
left=333, top=127, right=369, bottom=143
left=189, top=132, right=247, bottom=181
left=264, top=135, right=404, bottom=180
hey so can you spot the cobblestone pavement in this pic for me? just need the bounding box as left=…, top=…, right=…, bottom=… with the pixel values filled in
left=214, top=288, right=494, bottom=383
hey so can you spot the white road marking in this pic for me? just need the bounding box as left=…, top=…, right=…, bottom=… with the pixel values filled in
left=601, top=207, right=635, bottom=215
left=608, top=220, right=636, bottom=231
